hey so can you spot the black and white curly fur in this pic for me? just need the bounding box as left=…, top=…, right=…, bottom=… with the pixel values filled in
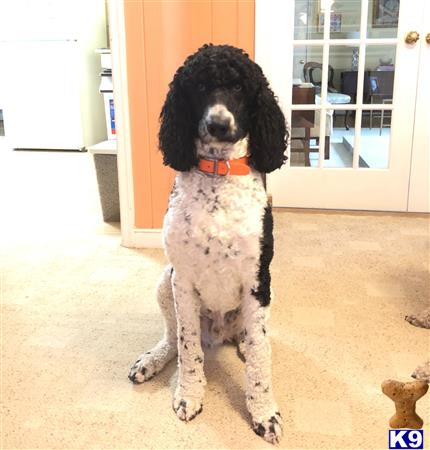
left=129, top=44, right=288, bottom=444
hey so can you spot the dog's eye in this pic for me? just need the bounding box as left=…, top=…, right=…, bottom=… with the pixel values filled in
left=233, top=84, right=242, bottom=92
left=197, top=83, right=206, bottom=92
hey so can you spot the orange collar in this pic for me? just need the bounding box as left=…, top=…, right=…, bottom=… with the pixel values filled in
left=197, top=156, right=250, bottom=176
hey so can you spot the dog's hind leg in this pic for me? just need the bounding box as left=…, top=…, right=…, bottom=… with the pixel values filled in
left=128, top=265, right=178, bottom=384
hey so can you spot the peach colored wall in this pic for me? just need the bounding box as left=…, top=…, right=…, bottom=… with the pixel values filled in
left=124, top=0, right=255, bottom=229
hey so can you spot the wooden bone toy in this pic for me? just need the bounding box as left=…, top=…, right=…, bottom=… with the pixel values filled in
left=381, top=379, right=428, bottom=429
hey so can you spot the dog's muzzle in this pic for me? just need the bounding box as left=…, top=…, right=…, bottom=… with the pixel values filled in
left=205, top=116, right=231, bottom=140
left=201, top=104, right=237, bottom=142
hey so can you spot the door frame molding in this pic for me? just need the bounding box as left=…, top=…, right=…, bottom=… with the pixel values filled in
left=407, top=1, right=430, bottom=212
left=109, top=0, right=162, bottom=248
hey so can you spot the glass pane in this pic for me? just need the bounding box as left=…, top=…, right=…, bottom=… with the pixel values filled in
left=367, top=0, right=400, bottom=38
left=292, top=45, right=323, bottom=97
left=324, top=108, right=354, bottom=168
left=290, top=109, right=320, bottom=167
left=363, top=45, right=396, bottom=104
left=328, top=45, right=357, bottom=108
left=329, top=0, right=361, bottom=39
left=358, top=110, right=391, bottom=169
left=294, top=0, right=322, bottom=40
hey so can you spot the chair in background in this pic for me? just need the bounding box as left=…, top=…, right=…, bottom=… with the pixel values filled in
left=291, top=109, right=333, bottom=166
left=290, top=84, right=333, bottom=166
left=367, top=69, right=394, bottom=132
left=303, top=62, right=351, bottom=128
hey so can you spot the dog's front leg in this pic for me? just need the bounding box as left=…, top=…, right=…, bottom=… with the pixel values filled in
left=172, top=272, right=206, bottom=421
left=243, top=296, right=282, bottom=444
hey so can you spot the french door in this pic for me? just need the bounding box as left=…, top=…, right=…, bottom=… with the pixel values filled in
left=257, top=0, right=429, bottom=212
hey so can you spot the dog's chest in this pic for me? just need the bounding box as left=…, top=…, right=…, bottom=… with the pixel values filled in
left=163, top=170, right=267, bottom=311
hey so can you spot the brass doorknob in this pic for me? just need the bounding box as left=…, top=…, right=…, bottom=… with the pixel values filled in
left=405, top=31, right=420, bottom=44
left=426, top=33, right=430, bottom=44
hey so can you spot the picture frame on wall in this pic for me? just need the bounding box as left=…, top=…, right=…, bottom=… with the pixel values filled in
left=318, top=12, right=342, bottom=33
left=372, top=0, right=400, bottom=28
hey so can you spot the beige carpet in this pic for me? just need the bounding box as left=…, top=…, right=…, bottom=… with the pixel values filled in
left=1, top=144, right=429, bottom=449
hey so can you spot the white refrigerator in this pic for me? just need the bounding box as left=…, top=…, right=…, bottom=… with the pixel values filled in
left=0, top=0, right=107, bottom=150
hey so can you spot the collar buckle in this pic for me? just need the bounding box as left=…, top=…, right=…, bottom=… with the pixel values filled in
left=204, top=158, right=230, bottom=177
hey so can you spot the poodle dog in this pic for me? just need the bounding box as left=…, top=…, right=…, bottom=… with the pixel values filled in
left=128, top=44, right=288, bottom=444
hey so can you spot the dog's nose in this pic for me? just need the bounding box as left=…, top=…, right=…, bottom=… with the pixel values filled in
left=206, top=116, right=230, bottom=139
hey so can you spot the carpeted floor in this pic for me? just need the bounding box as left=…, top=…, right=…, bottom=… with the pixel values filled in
left=1, top=144, right=429, bottom=449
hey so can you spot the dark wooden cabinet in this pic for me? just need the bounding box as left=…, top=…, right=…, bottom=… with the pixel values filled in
left=341, top=70, right=395, bottom=103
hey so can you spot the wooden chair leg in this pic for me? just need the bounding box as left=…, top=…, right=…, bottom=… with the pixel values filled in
left=304, top=128, right=311, bottom=167
left=324, top=136, right=330, bottom=159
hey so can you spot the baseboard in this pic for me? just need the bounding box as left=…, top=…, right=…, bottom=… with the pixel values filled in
left=121, top=228, right=163, bottom=249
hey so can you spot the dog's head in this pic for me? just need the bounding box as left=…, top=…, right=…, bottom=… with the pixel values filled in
left=159, top=44, right=288, bottom=173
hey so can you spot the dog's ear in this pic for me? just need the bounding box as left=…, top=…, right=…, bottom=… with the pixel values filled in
left=248, top=80, right=288, bottom=173
left=159, top=71, right=198, bottom=171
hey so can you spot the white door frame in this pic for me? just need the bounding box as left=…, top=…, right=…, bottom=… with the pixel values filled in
left=257, top=0, right=426, bottom=212
left=407, top=1, right=430, bottom=213
left=109, top=0, right=163, bottom=248
left=108, top=0, right=135, bottom=248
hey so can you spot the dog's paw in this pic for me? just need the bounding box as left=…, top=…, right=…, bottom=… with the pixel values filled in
left=128, top=353, right=158, bottom=384
left=128, top=341, right=178, bottom=384
left=252, top=412, right=283, bottom=444
left=173, top=396, right=203, bottom=422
